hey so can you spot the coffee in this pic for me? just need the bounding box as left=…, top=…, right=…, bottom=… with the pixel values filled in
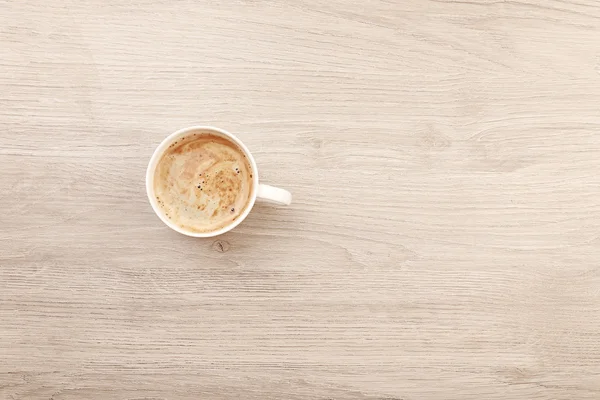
left=153, top=133, right=254, bottom=233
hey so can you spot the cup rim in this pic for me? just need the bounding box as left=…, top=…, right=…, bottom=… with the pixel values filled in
left=145, top=125, right=259, bottom=238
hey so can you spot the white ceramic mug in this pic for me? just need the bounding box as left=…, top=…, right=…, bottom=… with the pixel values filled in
left=146, top=126, right=292, bottom=237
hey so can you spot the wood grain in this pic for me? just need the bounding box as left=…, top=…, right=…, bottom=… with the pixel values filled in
left=2, top=0, right=600, bottom=398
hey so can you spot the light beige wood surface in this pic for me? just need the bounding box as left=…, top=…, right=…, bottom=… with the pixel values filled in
left=2, top=0, right=600, bottom=399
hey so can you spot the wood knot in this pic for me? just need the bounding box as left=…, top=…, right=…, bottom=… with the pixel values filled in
left=212, top=240, right=230, bottom=253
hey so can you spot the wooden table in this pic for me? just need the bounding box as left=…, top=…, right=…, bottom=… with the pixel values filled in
left=2, top=1, right=600, bottom=399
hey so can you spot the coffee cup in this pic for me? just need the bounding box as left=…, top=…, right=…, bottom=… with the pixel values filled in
left=146, top=126, right=292, bottom=237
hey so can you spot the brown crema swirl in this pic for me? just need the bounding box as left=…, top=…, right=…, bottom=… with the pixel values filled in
left=153, top=133, right=253, bottom=233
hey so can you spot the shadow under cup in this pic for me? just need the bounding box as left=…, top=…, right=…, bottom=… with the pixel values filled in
left=146, top=126, right=260, bottom=238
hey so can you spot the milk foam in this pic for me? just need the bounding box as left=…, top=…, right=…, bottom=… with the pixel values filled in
left=153, top=133, right=253, bottom=233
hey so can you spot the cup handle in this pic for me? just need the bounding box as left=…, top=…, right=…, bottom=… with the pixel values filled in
left=256, top=184, right=292, bottom=206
